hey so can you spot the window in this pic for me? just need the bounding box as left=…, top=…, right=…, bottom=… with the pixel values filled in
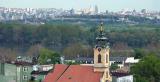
left=23, top=67, right=28, bottom=72
left=23, top=75, right=28, bottom=80
left=98, top=54, right=101, bottom=63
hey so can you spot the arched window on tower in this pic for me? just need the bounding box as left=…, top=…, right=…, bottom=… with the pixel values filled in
left=98, top=54, right=101, bottom=63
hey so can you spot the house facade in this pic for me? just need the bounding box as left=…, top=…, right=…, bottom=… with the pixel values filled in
left=0, top=62, right=33, bottom=82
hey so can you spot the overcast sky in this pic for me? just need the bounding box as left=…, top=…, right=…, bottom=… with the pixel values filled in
left=0, top=0, right=160, bottom=12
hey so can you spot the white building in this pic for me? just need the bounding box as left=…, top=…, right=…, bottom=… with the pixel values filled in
left=112, top=72, right=133, bottom=82
left=33, top=64, right=53, bottom=71
left=110, top=57, right=140, bottom=68
left=125, top=57, right=140, bottom=64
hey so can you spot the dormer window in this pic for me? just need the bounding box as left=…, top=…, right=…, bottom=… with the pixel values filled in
left=98, top=54, right=101, bottom=63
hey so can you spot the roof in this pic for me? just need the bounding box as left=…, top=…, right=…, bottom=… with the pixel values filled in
left=14, top=61, right=33, bottom=66
left=31, top=71, right=50, bottom=75
left=75, top=57, right=127, bottom=62
left=111, top=72, right=131, bottom=77
left=110, top=57, right=127, bottom=62
left=115, top=67, right=130, bottom=73
left=75, top=57, right=93, bottom=62
left=125, top=57, right=140, bottom=63
left=44, top=64, right=103, bottom=82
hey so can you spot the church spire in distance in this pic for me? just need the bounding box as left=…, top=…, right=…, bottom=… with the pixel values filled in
left=96, top=22, right=109, bottom=48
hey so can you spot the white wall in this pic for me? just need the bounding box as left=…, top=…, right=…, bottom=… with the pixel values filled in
left=117, top=75, right=133, bottom=82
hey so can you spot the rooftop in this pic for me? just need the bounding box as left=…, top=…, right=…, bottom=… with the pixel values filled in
left=44, top=64, right=103, bottom=82
left=111, top=72, right=131, bottom=77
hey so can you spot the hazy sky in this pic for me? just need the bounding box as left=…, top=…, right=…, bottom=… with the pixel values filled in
left=0, top=0, right=160, bottom=12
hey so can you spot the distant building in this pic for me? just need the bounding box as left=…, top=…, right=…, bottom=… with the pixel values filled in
left=125, top=57, right=139, bottom=64
left=94, top=5, right=99, bottom=14
left=141, top=9, right=147, bottom=14
left=16, top=56, right=33, bottom=63
left=31, top=64, right=53, bottom=82
left=70, top=8, right=75, bottom=15
left=33, top=64, right=53, bottom=72
left=110, top=57, right=127, bottom=68
left=125, top=57, right=140, bottom=67
left=31, top=71, right=49, bottom=82
left=75, top=57, right=94, bottom=64
left=75, top=57, right=139, bottom=68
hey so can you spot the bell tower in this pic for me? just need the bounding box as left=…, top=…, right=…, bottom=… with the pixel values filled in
left=93, top=23, right=112, bottom=82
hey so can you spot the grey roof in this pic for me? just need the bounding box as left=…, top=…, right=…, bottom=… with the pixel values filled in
left=110, top=57, right=127, bottom=62
left=75, top=57, right=93, bottom=61
left=75, top=57, right=127, bottom=62
left=111, top=72, right=131, bottom=77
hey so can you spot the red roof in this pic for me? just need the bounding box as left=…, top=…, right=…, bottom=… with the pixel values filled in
left=44, top=64, right=103, bottom=82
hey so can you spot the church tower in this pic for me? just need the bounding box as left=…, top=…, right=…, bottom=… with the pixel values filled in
left=94, top=23, right=112, bottom=82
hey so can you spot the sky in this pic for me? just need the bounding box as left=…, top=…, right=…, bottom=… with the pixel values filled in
left=0, top=0, right=160, bottom=12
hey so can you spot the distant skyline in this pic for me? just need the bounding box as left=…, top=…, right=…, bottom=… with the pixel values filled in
left=0, top=0, right=160, bottom=12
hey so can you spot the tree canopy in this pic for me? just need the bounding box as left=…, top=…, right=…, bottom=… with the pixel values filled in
left=131, top=53, right=160, bottom=82
left=0, top=23, right=160, bottom=59
left=38, top=48, right=61, bottom=65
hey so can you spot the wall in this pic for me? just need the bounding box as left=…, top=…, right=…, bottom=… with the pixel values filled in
left=117, top=75, right=133, bottom=82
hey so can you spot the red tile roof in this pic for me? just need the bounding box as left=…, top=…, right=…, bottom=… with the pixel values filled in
left=44, top=64, right=103, bottom=82
left=44, top=64, right=68, bottom=82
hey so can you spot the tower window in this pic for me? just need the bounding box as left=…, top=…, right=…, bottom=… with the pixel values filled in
left=98, top=54, right=101, bottom=63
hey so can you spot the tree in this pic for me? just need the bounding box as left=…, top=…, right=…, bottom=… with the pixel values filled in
left=0, top=48, right=17, bottom=62
left=65, top=61, right=81, bottom=65
left=62, top=42, right=92, bottom=59
left=131, top=53, right=160, bottom=82
left=134, top=48, right=145, bottom=59
left=110, top=63, right=119, bottom=71
left=26, top=44, right=43, bottom=57
left=38, top=48, right=61, bottom=65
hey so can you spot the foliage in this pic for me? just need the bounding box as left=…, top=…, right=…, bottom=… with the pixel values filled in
left=110, top=63, right=119, bottom=70
left=134, top=75, right=149, bottom=82
left=0, top=23, right=160, bottom=58
left=63, top=42, right=92, bottom=59
left=131, top=53, right=160, bottom=82
left=38, top=48, right=61, bottom=65
left=65, top=61, right=81, bottom=65
left=134, top=48, right=145, bottom=59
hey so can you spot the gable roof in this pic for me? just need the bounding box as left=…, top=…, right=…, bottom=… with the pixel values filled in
left=44, top=64, right=69, bottom=82
left=44, top=64, right=103, bottom=82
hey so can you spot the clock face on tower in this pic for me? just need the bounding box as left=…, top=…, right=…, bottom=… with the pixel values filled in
left=98, top=47, right=101, bottom=52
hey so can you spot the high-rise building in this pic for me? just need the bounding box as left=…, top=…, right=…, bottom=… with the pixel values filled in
left=70, top=8, right=75, bottom=15
left=141, top=9, right=147, bottom=14
left=94, top=5, right=99, bottom=14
